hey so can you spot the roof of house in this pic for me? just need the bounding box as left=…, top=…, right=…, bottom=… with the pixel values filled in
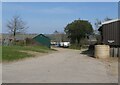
left=33, top=34, right=50, bottom=40
left=101, top=19, right=120, bottom=25
left=98, top=19, right=120, bottom=31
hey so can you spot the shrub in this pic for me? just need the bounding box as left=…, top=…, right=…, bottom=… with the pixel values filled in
left=69, top=44, right=82, bottom=50
left=14, top=40, right=26, bottom=46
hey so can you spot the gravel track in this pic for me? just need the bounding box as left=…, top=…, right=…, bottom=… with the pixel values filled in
left=2, top=47, right=118, bottom=83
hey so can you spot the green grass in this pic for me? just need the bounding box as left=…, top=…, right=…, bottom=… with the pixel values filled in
left=3, top=47, right=31, bottom=62
left=2, top=45, right=52, bottom=62
left=9, top=46, right=50, bottom=53
left=0, top=46, right=2, bottom=62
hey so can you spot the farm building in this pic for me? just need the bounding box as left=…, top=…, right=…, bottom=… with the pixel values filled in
left=98, top=19, right=120, bottom=46
left=33, top=34, right=51, bottom=48
left=98, top=19, right=120, bottom=57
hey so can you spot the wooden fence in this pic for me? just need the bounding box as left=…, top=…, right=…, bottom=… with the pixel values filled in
left=110, top=47, right=120, bottom=57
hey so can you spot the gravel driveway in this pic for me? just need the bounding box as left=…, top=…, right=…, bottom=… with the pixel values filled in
left=2, top=47, right=118, bottom=83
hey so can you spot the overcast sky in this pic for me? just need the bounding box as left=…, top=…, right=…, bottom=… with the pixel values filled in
left=2, top=2, right=118, bottom=34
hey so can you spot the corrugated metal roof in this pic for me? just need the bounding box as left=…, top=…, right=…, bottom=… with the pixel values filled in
left=98, top=19, right=120, bottom=31
left=101, top=19, right=120, bottom=25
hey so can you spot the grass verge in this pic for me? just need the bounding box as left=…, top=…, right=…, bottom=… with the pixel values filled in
left=2, top=46, right=52, bottom=62
left=0, top=46, right=1, bottom=62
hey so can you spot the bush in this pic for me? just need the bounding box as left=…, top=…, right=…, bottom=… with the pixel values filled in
left=88, top=45, right=95, bottom=50
left=14, top=40, right=26, bottom=46
left=81, top=45, right=89, bottom=49
left=25, top=38, right=32, bottom=45
left=69, top=44, right=82, bottom=50
left=25, top=38, right=41, bottom=46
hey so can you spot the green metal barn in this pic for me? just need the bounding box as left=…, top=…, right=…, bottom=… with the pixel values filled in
left=33, top=34, right=51, bottom=48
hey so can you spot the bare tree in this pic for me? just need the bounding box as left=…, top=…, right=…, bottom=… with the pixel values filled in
left=104, top=17, right=112, bottom=21
left=95, top=19, right=102, bottom=30
left=95, top=17, right=112, bottom=30
left=7, top=15, right=28, bottom=40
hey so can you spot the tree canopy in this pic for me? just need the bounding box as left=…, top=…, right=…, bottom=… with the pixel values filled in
left=64, top=19, right=93, bottom=44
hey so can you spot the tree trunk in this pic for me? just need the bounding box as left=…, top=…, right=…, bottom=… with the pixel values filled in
left=71, top=36, right=76, bottom=44
left=77, top=37, right=80, bottom=44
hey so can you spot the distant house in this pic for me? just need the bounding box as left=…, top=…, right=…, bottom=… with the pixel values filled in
left=98, top=19, right=120, bottom=47
left=33, top=34, right=51, bottom=48
left=48, top=33, right=70, bottom=47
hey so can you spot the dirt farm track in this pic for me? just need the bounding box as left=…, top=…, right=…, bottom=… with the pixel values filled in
left=2, top=47, right=118, bottom=83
